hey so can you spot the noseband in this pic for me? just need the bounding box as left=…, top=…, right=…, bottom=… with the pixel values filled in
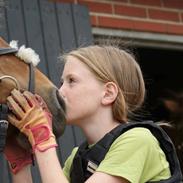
left=0, top=47, right=35, bottom=129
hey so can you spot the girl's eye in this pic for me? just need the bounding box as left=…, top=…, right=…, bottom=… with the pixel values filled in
left=68, top=77, right=75, bottom=84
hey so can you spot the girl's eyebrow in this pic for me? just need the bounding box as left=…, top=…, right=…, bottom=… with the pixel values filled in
left=61, top=73, right=76, bottom=80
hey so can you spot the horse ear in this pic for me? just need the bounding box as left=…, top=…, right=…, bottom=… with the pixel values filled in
left=0, top=37, right=10, bottom=47
left=164, top=99, right=179, bottom=112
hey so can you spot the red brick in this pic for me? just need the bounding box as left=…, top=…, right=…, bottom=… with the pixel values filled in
left=98, top=16, right=134, bottom=29
left=114, top=4, right=147, bottom=18
left=148, top=9, right=180, bottom=22
left=96, top=16, right=183, bottom=35
left=113, top=0, right=128, bottom=2
left=91, top=15, right=98, bottom=26
left=167, top=24, right=183, bottom=35
left=78, top=1, right=112, bottom=13
left=163, top=0, right=183, bottom=10
left=130, top=0, right=162, bottom=7
left=96, top=16, right=171, bottom=35
left=133, top=20, right=167, bottom=33
left=181, top=13, right=183, bottom=22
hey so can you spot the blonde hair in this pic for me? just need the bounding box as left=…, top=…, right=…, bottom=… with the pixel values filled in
left=62, top=45, right=145, bottom=122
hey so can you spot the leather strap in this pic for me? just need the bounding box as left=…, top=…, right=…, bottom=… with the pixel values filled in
left=28, top=63, right=35, bottom=93
left=0, top=48, right=17, bottom=55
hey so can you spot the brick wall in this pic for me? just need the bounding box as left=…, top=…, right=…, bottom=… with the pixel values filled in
left=51, top=0, right=183, bottom=35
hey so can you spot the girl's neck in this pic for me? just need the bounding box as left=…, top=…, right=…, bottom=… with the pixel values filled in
left=80, top=118, right=121, bottom=145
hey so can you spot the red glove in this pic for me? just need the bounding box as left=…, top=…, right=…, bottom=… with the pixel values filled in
left=4, top=137, right=33, bottom=174
left=6, top=89, right=57, bottom=152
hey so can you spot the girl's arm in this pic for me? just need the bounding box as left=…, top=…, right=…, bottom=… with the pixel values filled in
left=35, top=148, right=68, bottom=183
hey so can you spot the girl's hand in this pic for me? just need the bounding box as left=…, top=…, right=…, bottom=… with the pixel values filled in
left=7, top=89, right=57, bottom=152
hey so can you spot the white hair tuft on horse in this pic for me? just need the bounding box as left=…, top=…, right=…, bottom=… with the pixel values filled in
left=9, top=40, right=40, bottom=66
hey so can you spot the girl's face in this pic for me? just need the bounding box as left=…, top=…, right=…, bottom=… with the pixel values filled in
left=59, top=56, right=104, bottom=125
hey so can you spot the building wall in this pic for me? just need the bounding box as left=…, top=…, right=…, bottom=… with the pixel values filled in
left=51, top=0, right=183, bottom=36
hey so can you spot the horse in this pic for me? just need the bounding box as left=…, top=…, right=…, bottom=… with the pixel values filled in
left=0, top=37, right=66, bottom=150
left=157, top=90, right=183, bottom=173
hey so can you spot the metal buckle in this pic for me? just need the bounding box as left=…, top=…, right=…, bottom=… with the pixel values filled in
left=87, top=161, right=98, bottom=174
left=0, top=75, right=20, bottom=91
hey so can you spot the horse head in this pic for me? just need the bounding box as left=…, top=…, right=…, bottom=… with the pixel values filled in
left=157, top=90, right=183, bottom=173
left=161, top=90, right=183, bottom=129
left=0, top=37, right=66, bottom=150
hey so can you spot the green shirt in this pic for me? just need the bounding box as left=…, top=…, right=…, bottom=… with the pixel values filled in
left=63, top=127, right=171, bottom=183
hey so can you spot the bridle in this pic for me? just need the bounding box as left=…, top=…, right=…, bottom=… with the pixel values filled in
left=0, top=47, right=35, bottom=92
left=0, top=75, right=20, bottom=90
left=0, top=47, right=35, bottom=131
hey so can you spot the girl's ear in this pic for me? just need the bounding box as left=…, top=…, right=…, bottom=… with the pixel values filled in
left=101, top=82, right=118, bottom=105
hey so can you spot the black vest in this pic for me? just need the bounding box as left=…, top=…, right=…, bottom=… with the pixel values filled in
left=70, top=121, right=183, bottom=183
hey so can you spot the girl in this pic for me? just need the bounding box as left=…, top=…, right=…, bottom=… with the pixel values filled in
left=6, top=45, right=171, bottom=183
